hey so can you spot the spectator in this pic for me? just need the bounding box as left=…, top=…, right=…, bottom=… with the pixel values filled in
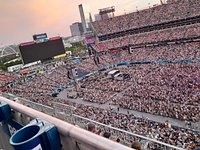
left=87, top=123, right=96, bottom=133
left=131, top=141, right=142, bottom=150
left=103, top=131, right=111, bottom=139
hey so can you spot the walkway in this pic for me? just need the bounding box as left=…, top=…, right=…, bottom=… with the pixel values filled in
left=58, top=88, right=200, bottom=130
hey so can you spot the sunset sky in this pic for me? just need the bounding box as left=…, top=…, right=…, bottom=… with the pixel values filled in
left=0, top=0, right=160, bottom=46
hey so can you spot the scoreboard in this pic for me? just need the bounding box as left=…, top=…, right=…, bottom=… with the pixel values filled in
left=19, top=37, right=65, bottom=64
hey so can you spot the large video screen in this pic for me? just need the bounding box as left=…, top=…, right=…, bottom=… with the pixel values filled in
left=19, top=37, right=65, bottom=64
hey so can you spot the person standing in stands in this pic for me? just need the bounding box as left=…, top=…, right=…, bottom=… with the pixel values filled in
left=87, top=123, right=101, bottom=135
left=131, top=141, right=142, bottom=150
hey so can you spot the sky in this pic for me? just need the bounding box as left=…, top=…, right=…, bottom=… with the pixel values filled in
left=0, top=0, right=160, bottom=46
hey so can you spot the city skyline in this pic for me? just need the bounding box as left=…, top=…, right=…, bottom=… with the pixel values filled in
left=0, top=0, right=160, bottom=46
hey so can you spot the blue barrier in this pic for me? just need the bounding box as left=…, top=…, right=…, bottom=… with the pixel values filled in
left=10, top=125, right=41, bottom=150
left=98, top=67, right=106, bottom=72
left=174, top=59, right=193, bottom=63
left=156, top=60, right=172, bottom=63
left=0, top=103, right=12, bottom=122
left=116, top=62, right=128, bottom=66
left=10, top=118, right=61, bottom=150
left=94, top=58, right=200, bottom=76
left=0, top=103, right=24, bottom=139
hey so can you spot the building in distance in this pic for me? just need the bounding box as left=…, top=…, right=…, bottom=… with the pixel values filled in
left=70, top=22, right=84, bottom=37
left=79, top=4, right=93, bottom=33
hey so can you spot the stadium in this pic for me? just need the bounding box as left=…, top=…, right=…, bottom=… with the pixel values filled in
left=0, top=0, right=200, bottom=150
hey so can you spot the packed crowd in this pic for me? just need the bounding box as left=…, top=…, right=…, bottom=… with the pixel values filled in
left=112, top=63, right=200, bottom=122
left=80, top=75, right=131, bottom=103
left=80, top=41, right=200, bottom=72
left=8, top=81, right=200, bottom=150
left=46, top=97, right=200, bottom=149
left=77, top=61, right=200, bottom=121
left=0, top=70, right=18, bottom=92
left=72, top=103, right=200, bottom=149
left=125, top=42, right=200, bottom=62
left=92, top=0, right=200, bottom=36
left=81, top=88, right=115, bottom=104
left=0, top=70, right=17, bottom=86
left=80, top=75, right=131, bottom=92
left=73, top=39, right=200, bottom=121
left=74, top=53, right=200, bottom=122
left=75, top=57, right=99, bottom=72
left=93, top=23, right=200, bottom=51
left=5, top=49, right=200, bottom=149
left=3, top=2, right=200, bottom=148
left=7, top=39, right=200, bottom=122
left=8, top=61, right=71, bottom=105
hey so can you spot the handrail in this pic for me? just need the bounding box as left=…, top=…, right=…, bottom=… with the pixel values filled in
left=0, top=96, right=132, bottom=150
left=1, top=93, right=192, bottom=149
left=73, top=114, right=185, bottom=150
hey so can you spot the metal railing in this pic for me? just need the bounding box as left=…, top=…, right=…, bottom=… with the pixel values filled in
left=72, top=114, right=185, bottom=150
left=0, top=96, right=132, bottom=150
left=1, top=93, right=186, bottom=150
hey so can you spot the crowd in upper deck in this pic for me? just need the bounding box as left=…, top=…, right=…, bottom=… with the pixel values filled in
left=92, top=0, right=200, bottom=36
